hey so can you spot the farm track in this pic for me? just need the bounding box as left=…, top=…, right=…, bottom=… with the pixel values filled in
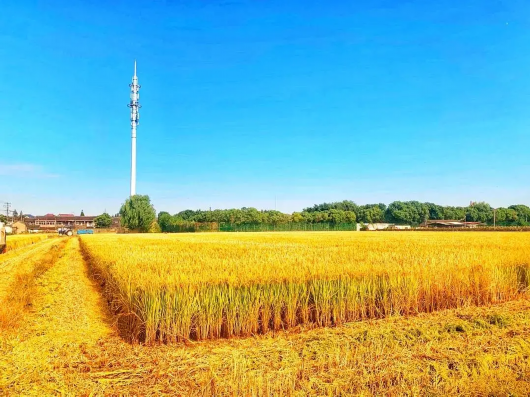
left=0, top=236, right=529, bottom=395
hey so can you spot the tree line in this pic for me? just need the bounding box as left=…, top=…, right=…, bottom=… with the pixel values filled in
left=154, top=200, right=530, bottom=232
left=7, top=196, right=529, bottom=233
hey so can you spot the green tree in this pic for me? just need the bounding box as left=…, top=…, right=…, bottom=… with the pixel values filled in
left=466, top=202, right=492, bottom=223
left=177, top=209, right=196, bottom=220
left=385, top=201, right=428, bottom=225
left=158, top=211, right=172, bottom=232
left=291, top=212, right=304, bottom=223
left=344, top=210, right=357, bottom=223
left=304, top=200, right=359, bottom=216
left=80, top=210, right=85, bottom=216
left=509, top=205, right=530, bottom=224
left=359, top=205, right=384, bottom=223
left=425, top=203, right=443, bottom=220
left=494, top=208, right=508, bottom=223
left=242, top=207, right=261, bottom=224
left=505, top=208, right=519, bottom=223
left=301, top=211, right=314, bottom=223
left=94, top=212, right=112, bottom=228
left=265, top=210, right=289, bottom=225
left=442, top=206, right=466, bottom=220
left=119, top=195, right=156, bottom=232
left=313, top=211, right=330, bottom=223
left=228, top=209, right=244, bottom=224
left=329, top=209, right=346, bottom=224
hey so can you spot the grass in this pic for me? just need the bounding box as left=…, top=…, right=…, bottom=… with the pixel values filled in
left=79, top=232, right=530, bottom=343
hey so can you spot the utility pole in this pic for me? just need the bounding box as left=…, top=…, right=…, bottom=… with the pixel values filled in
left=3, top=202, right=11, bottom=220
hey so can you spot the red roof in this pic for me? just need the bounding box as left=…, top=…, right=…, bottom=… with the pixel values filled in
left=37, top=214, right=57, bottom=220
left=33, top=215, right=95, bottom=221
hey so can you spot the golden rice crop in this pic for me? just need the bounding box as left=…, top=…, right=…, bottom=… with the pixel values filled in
left=5, top=234, right=49, bottom=252
left=79, top=232, right=530, bottom=343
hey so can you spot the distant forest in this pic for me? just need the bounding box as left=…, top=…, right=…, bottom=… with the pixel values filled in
left=158, top=201, right=530, bottom=232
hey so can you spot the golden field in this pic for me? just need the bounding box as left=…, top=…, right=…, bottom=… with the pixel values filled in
left=4, top=234, right=49, bottom=252
left=0, top=238, right=64, bottom=329
left=80, top=232, right=530, bottom=343
left=1, top=233, right=530, bottom=395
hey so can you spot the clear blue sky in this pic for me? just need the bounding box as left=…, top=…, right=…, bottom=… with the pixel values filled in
left=1, top=0, right=529, bottom=216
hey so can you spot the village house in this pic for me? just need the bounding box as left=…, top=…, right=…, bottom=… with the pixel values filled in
left=11, top=221, right=27, bottom=234
left=25, top=214, right=96, bottom=230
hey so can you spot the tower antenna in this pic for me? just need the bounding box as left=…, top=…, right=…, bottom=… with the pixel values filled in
left=128, top=60, right=141, bottom=196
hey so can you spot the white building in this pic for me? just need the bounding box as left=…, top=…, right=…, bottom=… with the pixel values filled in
left=358, top=223, right=411, bottom=231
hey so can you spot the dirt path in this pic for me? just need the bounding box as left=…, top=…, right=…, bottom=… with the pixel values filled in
left=0, top=238, right=113, bottom=396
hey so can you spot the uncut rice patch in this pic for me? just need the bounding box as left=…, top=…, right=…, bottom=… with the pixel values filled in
left=80, top=232, right=530, bottom=343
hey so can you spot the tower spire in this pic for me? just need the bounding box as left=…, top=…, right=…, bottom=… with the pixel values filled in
left=128, top=61, right=141, bottom=196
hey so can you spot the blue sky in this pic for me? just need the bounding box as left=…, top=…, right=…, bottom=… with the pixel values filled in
left=1, top=0, right=529, bottom=216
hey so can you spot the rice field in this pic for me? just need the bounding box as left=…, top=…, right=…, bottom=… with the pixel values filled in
left=5, top=234, right=50, bottom=252
left=79, top=232, right=530, bottom=344
left=2, top=233, right=530, bottom=394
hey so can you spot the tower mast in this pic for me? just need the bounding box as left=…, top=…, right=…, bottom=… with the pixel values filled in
left=128, top=60, right=141, bottom=196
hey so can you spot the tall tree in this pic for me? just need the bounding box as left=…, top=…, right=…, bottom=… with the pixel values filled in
left=119, top=195, right=156, bottom=232
left=80, top=210, right=85, bottom=216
